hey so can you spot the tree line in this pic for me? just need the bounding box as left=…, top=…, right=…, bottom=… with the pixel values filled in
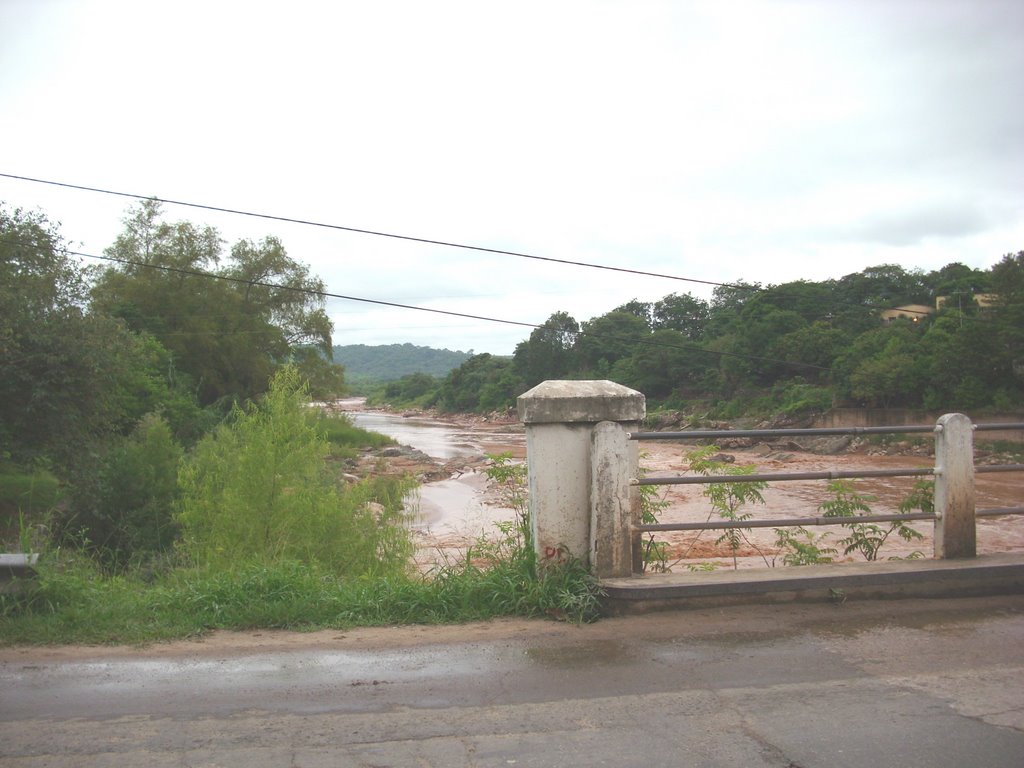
left=376, top=256, right=1024, bottom=416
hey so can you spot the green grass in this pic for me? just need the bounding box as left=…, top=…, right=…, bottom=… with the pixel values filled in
left=0, top=554, right=602, bottom=646
left=977, top=440, right=1024, bottom=462
left=314, top=412, right=396, bottom=459
left=0, top=463, right=63, bottom=548
left=0, top=420, right=604, bottom=646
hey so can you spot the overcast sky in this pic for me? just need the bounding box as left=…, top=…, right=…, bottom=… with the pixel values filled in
left=3, top=0, right=1022, bottom=355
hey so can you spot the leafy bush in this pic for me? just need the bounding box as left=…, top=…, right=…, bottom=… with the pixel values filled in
left=0, top=464, right=62, bottom=548
left=774, top=380, right=833, bottom=416
left=819, top=479, right=925, bottom=561
left=176, top=366, right=414, bottom=577
left=56, top=414, right=182, bottom=570
left=314, top=411, right=395, bottom=458
left=688, top=446, right=769, bottom=569
left=773, top=526, right=836, bottom=566
left=2, top=454, right=603, bottom=643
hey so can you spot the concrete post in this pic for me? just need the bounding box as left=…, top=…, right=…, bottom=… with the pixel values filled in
left=591, top=421, right=638, bottom=578
left=933, top=413, right=976, bottom=559
left=517, top=381, right=645, bottom=575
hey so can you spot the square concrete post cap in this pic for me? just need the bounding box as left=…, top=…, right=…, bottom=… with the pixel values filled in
left=517, top=380, right=645, bottom=424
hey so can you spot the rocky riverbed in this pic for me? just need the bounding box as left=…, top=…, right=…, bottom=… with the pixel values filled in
left=331, top=402, right=1024, bottom=571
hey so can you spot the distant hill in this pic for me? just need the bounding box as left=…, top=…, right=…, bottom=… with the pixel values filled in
left=332, top=343, right=473, bottom=382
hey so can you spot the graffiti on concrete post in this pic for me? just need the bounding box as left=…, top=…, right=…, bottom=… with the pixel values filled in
left=543, top=545, right=568, bottom=564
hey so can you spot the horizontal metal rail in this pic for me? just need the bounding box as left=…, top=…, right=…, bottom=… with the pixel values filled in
left=629, top=422, right=1024, bottom=442
left=634, top=463, right=1021, bottom=486
left=976, top=464, right=1024, bottom=474
left=977, top=507, right=1024, bottom=518
left=633, top=467, right=934, bottom=486
left=629, top=425, right=936, bottom=440
left=636, top=512, right=937, bottom=533
left=626, top=418, right=1023, bottom=546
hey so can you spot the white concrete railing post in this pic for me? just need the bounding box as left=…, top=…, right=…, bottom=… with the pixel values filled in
left=933, top=412, right=976, bottom=559
left=517, top=380, right=645, bottom=577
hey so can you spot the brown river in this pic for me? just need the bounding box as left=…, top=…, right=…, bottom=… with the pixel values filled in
left=343, top=401, right=1023, bottom=570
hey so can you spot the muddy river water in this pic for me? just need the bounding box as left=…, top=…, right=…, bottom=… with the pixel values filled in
left=345, top=405, right=524, bottom=565
left=344, top=402, right=1023, bottom=569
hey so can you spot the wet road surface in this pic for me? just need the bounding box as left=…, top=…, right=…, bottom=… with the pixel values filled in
left=2, top=596, right=1024, bottom=767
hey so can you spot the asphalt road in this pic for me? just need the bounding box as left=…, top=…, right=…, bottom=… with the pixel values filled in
left=2, top=595, right=1023, bottom=767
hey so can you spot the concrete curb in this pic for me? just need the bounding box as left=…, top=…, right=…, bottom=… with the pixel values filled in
left=599, top=553, right=1024, bottom=614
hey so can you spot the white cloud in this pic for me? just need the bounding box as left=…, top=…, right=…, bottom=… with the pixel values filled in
left=2, top=0, right=1021, bottom=355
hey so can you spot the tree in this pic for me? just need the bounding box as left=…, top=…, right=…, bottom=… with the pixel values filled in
left=986, top=251, right=1024, bottom=405
left=773, top=321, right=851, bottom=380
left=652, top=292, right=709, bottom=340
left=437, top=354, right=521, bottom=412
left=611, top=329, right=695, bottom=398
left=834, top=264, right=928, bottom=308
left=227, top=236, right=334, bottom=353
left=290, top=346, right=347, bottom=401
left=0, top=206, right=193, bottom=468
left=926, top=262, right=991, bottom=301
left=93, top=201, right=340, bottom=405
left=835, top=324, right=927, bottom=407
left=734, top=306, right=807, bottom=384
left=612, top=299, right=654, bottom=328
left=576, top=311, right=651, bottom=373
left=513, top=311, right=580, bottom=387
left=745, top=281, right=834, bottom=324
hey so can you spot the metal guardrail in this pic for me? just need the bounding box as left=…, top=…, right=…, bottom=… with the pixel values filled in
left=633, top=464, right=1024, bottom=487
left=629, top=425, right=935, bottom=440
left=978, top=507, right=1024, bottom=517
left=638, top=512, right=938, bottom=533
left=634, top=467, right=934, bottom=486
left=628, top=422, right=1024, bottom=441
left=629, top=422, right=1024, bottom=536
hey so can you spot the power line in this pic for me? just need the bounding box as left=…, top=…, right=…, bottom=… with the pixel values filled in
left=0, top=172, right=960, bottom=321
left=0, top=171, right=742, bottom=290
left=68, top=247, right=827, bottom=371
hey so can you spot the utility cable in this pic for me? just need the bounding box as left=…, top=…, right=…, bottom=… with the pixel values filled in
left=0, top=173, right=963, bottom=320
left=0, top=172, right=742, bottom=290
left=68, top=247, right=827, bottom=371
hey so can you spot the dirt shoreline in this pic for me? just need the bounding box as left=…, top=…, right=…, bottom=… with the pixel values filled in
left=351, top=403, right=1024, bottom=569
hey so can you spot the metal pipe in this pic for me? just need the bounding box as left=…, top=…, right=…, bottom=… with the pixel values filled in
left=633, top=467, right=934, bottom=486
left=629, top=422, right=1024, bottom=441
left=629, top=425, right=936, bottom=440
left=976, top=464, right=1024, bottom=474
left=636, top=512, right=937, bottom=532
left=976, top=507, right=1024, bottom=517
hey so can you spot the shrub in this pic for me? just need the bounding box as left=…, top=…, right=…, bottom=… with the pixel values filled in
left=58, top=414, right=183, bottom=570
left=176, top=366, right=413, bottom=577
left=819, top=479, right=924, bottom=561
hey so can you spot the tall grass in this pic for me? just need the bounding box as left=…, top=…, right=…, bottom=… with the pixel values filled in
left=0, top=553, right=602, bottom=646
left=315, top=410, right=396, bottom=458
left=0, top=464, right=62, bottom=548
left=1, top=454, right=603, bottom=645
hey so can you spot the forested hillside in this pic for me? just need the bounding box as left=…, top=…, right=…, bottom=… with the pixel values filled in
left=333, top=343, right=471, bottom=383
left=377, top=256, right=1024, bottom=417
